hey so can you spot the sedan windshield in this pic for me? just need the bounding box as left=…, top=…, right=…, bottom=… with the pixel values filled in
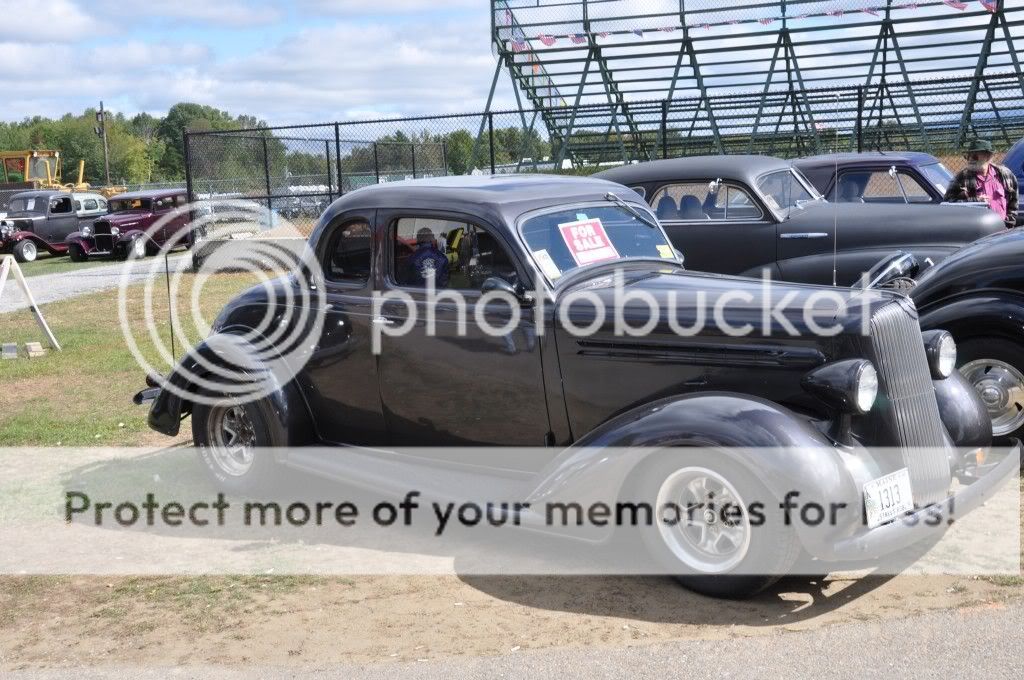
left=111, top=198, right=153, bottom=213
left=920, top=162, right=953, bottom=194
left=756, top=170, right=822, bottom=215
left=519, top=204, right=678, bottom=282
left=7, top=197, right=40, bottom=213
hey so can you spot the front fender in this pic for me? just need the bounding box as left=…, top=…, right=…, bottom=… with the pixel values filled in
left=933, top=371, right=991, bottom=452
left=916, top=293, right=1024, bottom=342
left=526, top=393, right=860, bottom=547
left=147, top=335, right=311, bottom=446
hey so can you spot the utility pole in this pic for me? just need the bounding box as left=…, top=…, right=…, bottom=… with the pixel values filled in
left=94, top=101, right=111, bottom=186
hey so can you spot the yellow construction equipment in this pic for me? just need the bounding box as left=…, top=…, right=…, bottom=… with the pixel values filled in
left=0, top=150, right=125, bottom=197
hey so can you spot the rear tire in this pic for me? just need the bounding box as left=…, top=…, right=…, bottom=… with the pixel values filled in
left=957, top=338, right=1024, bottom=441
left=636, top=452, right=801, bottom=599
left=191, top=394, right=281, bottom=493
left=12, top=240, right=37, bottom=263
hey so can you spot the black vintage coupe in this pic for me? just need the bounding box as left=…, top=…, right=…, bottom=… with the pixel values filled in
left=135, top=175, right=1015, bottom=598
left=595, top=156, right=1003, bottom=286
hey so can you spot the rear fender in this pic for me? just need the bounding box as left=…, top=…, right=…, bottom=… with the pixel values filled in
left=147, top=335, right=312, bottom=448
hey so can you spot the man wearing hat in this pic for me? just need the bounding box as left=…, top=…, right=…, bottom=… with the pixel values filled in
left=943, top=138, right=1019, bottom=229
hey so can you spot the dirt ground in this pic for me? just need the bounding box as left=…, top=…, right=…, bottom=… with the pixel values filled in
left=1, top=568, right=1021, bottom=669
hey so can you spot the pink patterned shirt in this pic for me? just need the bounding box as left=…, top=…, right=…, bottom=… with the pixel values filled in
left=977, top=164, right=1008, bottom=222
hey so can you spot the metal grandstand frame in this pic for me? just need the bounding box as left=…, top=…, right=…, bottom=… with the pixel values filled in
left=485, top=0, right=1024, bottom=163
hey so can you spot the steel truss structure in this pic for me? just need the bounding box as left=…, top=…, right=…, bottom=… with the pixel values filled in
left=486, top=0, right=1024, bottom=163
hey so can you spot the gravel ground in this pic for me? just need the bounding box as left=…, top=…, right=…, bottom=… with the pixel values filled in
left=0, top=255, right=190, bottom=314
left=3, top=598, right=1020, bottom=679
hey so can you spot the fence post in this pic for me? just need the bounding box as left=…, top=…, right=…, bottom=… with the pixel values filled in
left=488, top=112, right=496, bottom=174
left=373, top=143, right=381, bottom=184
left=856, top=86, right=865, bottom=153
left=325, top=140, right=334, bottom=202
left=411, top=144, right=417, bottom=179
left=441, top=142, right=449, bottom=176
left=261, top=135, right=272, bottom=226
left=661, top=100, right=669, bottom=159
left=334, top=123, right=343, bottom=196
left=182, top=131, right=194, bottom=204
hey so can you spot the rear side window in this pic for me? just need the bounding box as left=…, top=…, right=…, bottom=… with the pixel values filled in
left=326, top=221, right=372, bottom=283
left=84, top=199, right=98, bottom=210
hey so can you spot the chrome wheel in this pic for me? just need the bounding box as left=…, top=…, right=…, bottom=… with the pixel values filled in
left=655, top=466, right=751, bottom=574
left=204, top=404, right=257, bottom=476
left=961, top=359, right=1024, bottom=436
left=132, top=236, right=146, bottom=258
left=17, top=240, right=37, bottom=262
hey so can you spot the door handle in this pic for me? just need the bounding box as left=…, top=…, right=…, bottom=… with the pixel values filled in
left=371, top=316, right=395, bottom=326
left=779, top=232, right=829, bottom=239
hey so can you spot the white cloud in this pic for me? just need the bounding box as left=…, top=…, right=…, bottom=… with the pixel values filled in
left=302, top=0, right=480, bottom=16
left=0, top=0, right=103, bottom=41
left=94, top=0, right=282, bottom=26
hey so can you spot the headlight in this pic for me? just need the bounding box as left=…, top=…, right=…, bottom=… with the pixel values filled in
left=81, top=225, right=92, bottom=238
left=922, top=330, right=956, bottom=379
left=110, top=226, right=120, bottom=237
left=802, top=359, right=878, bottom=415
left=0, top=223, right=12, bottom=238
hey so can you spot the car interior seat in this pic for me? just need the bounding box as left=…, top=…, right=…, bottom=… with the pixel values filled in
left=679, top=195, right=709, bottom=220
left=655, top=195, right=679, bottom=220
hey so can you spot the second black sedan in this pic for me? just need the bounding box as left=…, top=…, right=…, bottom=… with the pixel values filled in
left=595, top=155, right=1003, bottom=286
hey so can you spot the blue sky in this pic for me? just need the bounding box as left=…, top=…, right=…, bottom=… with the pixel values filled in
left=1, top=0, right=497, bottom=124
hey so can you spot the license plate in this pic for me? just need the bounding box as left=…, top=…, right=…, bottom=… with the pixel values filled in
left=863, top=468, right=914, bottom=528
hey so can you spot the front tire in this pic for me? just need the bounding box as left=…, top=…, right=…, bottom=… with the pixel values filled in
left=637, top=452, right=801, bottom=599
left=957, top=338, right=1024, bottom=440
left=12, top=240, right=37, bottom=263
left=68, top=243, right=87, bottom=262
left=191, top=395, right=280, bottom=493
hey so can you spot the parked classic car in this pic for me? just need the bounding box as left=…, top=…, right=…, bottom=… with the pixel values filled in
left=134, top=175, right=1016, bottom=598
left=72, top=191, right=109, bottom=221
left=792, top=152, right=987, bottom=208
left=1002, top=137, right=1024, bottom=225
left=862, top=227, right=1024, bottom=442
left=594, top=156, right=1004, bottom=286
left=65, top=188, right=190, bottom=261
left=0, top=189, right=104, bottom=262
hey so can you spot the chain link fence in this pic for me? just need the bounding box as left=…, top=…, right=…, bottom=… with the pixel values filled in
left=185, top=71, right=1024, bottom=234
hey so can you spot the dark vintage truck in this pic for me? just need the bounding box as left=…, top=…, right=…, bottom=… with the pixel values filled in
left=0, top=189, right=104, bottom=262
left=134, top=175, right=1016, bottom=598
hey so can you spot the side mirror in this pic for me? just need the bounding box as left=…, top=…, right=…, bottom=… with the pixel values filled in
left=862, top=251, right=920, bottom=290
left=481, top=276, right=531, bottom=303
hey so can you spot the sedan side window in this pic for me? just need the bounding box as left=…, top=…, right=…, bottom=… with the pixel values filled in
left=392, top=217, right=517, bottom=290
left=838, top=169, right=933, bottom=204
left=84, top=199, right=98, bottom=210
left=650, top=182, right=762, bottom=221
left=326, top=221, right=372, bottom=283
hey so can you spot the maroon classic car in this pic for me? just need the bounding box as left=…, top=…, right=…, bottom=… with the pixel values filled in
left=65, top=188, right=190, bottom=260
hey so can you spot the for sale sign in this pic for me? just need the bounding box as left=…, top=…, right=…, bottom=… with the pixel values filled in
left=557, top=218, right=620, bottom=266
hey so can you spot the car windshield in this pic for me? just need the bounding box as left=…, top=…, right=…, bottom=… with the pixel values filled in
left=920, top=162, right=953, bottom=194
left=756, top=169, right=822, bottom=216
left=519, top=204, right=678, bottom=282
left=8, top=197, right=40, bottom=213
left=111, top=198, right=153, bottom=213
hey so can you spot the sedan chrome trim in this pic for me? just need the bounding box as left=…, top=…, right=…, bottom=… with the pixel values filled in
left=779, top=232, right=829, bottom=239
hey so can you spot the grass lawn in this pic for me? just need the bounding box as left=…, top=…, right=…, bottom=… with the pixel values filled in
left=0, top=272, right=263, bottom=446
left=11, top=252, right=118, bottom=277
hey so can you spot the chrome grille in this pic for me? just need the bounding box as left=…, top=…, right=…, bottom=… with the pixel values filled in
left=93, top=221, right=114, bottom=252
left=869, top=298, right=950, bottom=505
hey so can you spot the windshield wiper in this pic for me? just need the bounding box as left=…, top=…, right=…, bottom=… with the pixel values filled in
left=604, top=192, right=659, bottom=229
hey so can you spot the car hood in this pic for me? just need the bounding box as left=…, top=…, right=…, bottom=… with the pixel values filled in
left=911, top=227, right=1024, bottom=306
left=558, top=264, right=895, bottom=343
left=791, top=201, right=1004, bottom=240
left=98, top=212, right=151, bottom=227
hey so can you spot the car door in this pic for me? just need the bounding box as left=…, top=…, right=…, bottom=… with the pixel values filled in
left=650, top=180, right=779, bottom=277
left=375, top=211, right=551, bottom=457
left=44, top=195, right=77, bottom=242
left=299, top=211, right=388, bottom=445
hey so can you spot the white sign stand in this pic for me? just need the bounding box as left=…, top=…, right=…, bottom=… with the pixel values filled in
left=0, top=255, right=62, bottom=351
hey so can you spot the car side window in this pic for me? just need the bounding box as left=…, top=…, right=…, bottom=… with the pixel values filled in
left=84, top=199, right=98, bottom=210
left=838, top=169, right=932, bottom=204
left=326, top=221, right=372, bottom=284
left=392, top=217, right=516, bottom=290
left=74, top=200, right=82, bottom=211
left=99, top=198, right=108, bottom=211
left=50, top=197, right=72, bottom=214
left=650, top=182, right=762, bottom=221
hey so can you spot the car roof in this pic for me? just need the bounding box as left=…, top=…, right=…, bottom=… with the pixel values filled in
left=10, top=189, right=70, bottom=199
left=793, top=151, right=940, bottom=169
left=109, top=188, right=186, bottom=200
left=314, top=174, right=646, bottom=247
left=593, top=155, right=792, bottom=186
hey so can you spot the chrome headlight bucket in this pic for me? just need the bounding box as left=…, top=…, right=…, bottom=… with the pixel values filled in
left=922, top=330, right=956, bottom=379
left=110, top=226, right=120, bottom=237
left=80, top=225, right=92, bottom=238
left=802, top=359, right=878, bottom=415
left=0, top=223, right=13, bottom=239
